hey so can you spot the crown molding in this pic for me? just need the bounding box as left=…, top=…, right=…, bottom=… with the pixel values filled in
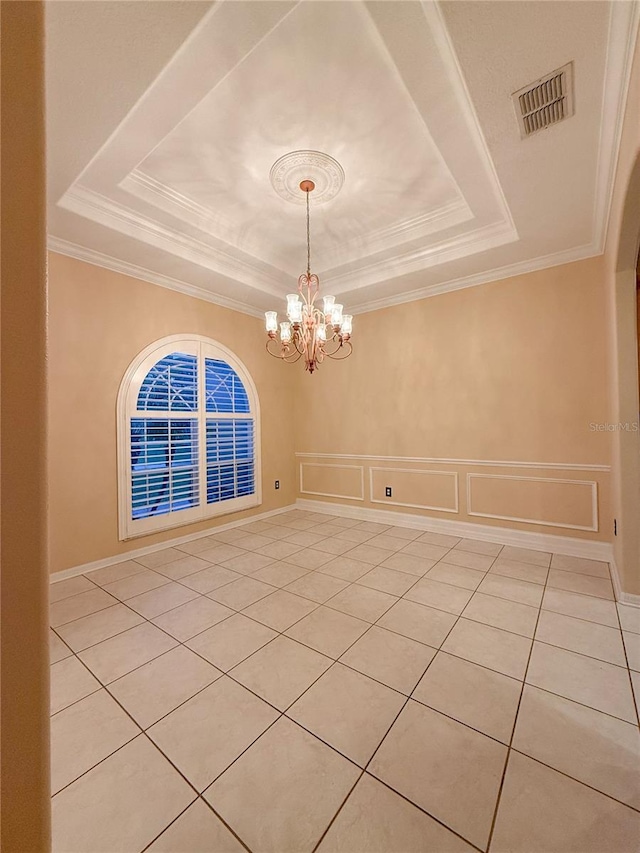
left=121, top=169, right=281, bottom=268
left=125, top=168, right=474, bottom=274
left=65, top=179, right=504, bottom=303
left=48, top=2, right=639, bottom=319
left=328, top=218, right=519, bottom=295
left=54, top=0, right=520, bottom=309
left=47, top=237, right=265, bottom=319
left=331, top=198, right=472, bottom=256
left=347, top=240, right=600, bottom=314
left=50, top=234, right=601, bottom=320
left=59, top=185, right=288, bottom=298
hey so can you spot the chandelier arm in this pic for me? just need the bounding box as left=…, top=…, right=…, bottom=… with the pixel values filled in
left=265, top=338, right=304, bottom=364
left=282, top=349, right=304, bottom=364
left=323, top=339, right=353, bottom=360
left=321, top=334, right=343, bottom=355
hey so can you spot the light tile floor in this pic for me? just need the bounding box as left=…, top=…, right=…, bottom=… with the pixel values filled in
left=49, top=510, right=640, bottom=853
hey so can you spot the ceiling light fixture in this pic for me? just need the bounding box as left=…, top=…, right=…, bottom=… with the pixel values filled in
left=265, top=179, right=352, bottom=374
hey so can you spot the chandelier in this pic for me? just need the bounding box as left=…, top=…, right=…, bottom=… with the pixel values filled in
left=265, top=179, right=353, bottom=374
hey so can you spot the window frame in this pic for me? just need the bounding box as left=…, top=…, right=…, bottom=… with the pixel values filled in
left=117, top=334, right=261, bottom=541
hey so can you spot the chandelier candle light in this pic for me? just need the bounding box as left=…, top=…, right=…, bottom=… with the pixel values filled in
left=265, top=179, right=353, bottom=373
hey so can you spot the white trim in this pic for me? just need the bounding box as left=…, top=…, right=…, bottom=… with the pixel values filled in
left=117, top=335, right=262, bottom=541
left=336, top=0, right=640, bottom=313
left=369, top=467, right=459, bottom=513
left=58, top=186, right=287, bottom=297
left=50, top=504, right=296, bottom=583
left=47, top=4, right=639, bottom=319
left=296, top=497, right=613, bottom=563
left=328, top=198, right=472, bottom=261
left=420, top=0, right=515, bottom=237
left=125, top=168, right=474, bottom=272
left=294, top=451, right=610, bottom=473
left=47, top=238, right=264, bottom=320
left=65, top=0, right=226, bottom=190
left=610, top=558, right=640, bottom=607
left=299, top=462, right=365, bottom=502
left=346, top=242, right=600, bottom=315
left=326, top=220, right=519, bottom=295
left=466, top=473, right=599, bottom=533
left=60, top=183, right=518, bottom=307
left=595, top=0, right=640, bottom=253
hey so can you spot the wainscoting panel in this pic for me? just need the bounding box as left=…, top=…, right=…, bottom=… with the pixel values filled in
left=299, top=463, right=365, bottom=501
left=370, top=467, right=458, bottom=513
left=295, top=452, right=611, bottom=540
left=467, top=473, right=598, bottom=531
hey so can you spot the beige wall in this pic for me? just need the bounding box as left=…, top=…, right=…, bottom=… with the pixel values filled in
left=294, top=256, right=612, bottom=542
left=49, top=244, right=622, bottom=571
left=1, top=1, right=51, bottom=847
left=48, top=252, right=296, bottom=574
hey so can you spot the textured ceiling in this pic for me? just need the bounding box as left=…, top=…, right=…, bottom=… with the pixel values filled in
left=46, top=0, right=640, bottom=316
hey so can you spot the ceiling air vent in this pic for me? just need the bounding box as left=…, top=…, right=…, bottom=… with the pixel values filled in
left=512, top=62, right=574, bottom=138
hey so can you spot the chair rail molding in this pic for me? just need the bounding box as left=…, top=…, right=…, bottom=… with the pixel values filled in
left=294, top=452, right=611, bottom=472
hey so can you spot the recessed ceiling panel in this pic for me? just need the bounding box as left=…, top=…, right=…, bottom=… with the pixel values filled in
left=126, top=1, right=466, bottom=274
left=46, top=0, right=638, bottom=314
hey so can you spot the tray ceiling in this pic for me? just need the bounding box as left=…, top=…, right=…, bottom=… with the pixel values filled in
left=46, top=0, right=639, bottom=316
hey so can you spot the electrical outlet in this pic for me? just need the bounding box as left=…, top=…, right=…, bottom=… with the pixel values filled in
left=385, top=486, right=392, bottom=498
left=275, top=480, right=280, bottom=490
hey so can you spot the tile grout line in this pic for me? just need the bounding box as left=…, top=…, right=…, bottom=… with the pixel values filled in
left=506, top=745, right=640, bottom=814
left=140, top=795, right=254, bottom=853
left=54, top=549, right=630, bottom=698
left=54, top=548, right=633, bottom=726
left=485, top=563, right=550, bottom=851
left=53, top=636, right=273, bottom=853
left=157, top=583, right=436, bottom=850
left=56, top=521, right=614, bottom=629
left=613, top=599, right=640, bottom=728
left=310, top=586, right=478, bottom=853
left=55, top=599, right=637, bottom=744
left=49, top=515, right=635, bottom=851
left=56, top=612, right=640, bottom=846
left=53, top=527, right=403, bottom=786
left=52, top=525, right=463, bottom=850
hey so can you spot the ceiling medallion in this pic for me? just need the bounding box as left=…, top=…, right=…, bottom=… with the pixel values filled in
left=269, top=150, right=345, bottom=205
left=265, top=177, right=352, bottom=374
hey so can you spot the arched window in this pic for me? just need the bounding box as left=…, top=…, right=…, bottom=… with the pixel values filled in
left=117, top=335, right=260, bottom=540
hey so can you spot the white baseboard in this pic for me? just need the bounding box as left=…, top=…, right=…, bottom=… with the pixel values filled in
left=296, top=498, right=614, bottom=562
left=610, top=558, right=640, bottom=608
left=50, top=504, right=297, bottom=583
left=53, top=498, right=640, bottom=606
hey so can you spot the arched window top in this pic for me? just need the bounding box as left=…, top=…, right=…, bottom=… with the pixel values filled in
left=137, top=352, right=198, bottom=412
left=118, top=335, right=261, bottom=540
left=205, top=358, right=250, bottom=413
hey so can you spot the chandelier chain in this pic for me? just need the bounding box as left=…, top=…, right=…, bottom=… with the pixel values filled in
left=306, top=187, right=311, bottom=277
left=265, top=165, right=352, bottom=374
